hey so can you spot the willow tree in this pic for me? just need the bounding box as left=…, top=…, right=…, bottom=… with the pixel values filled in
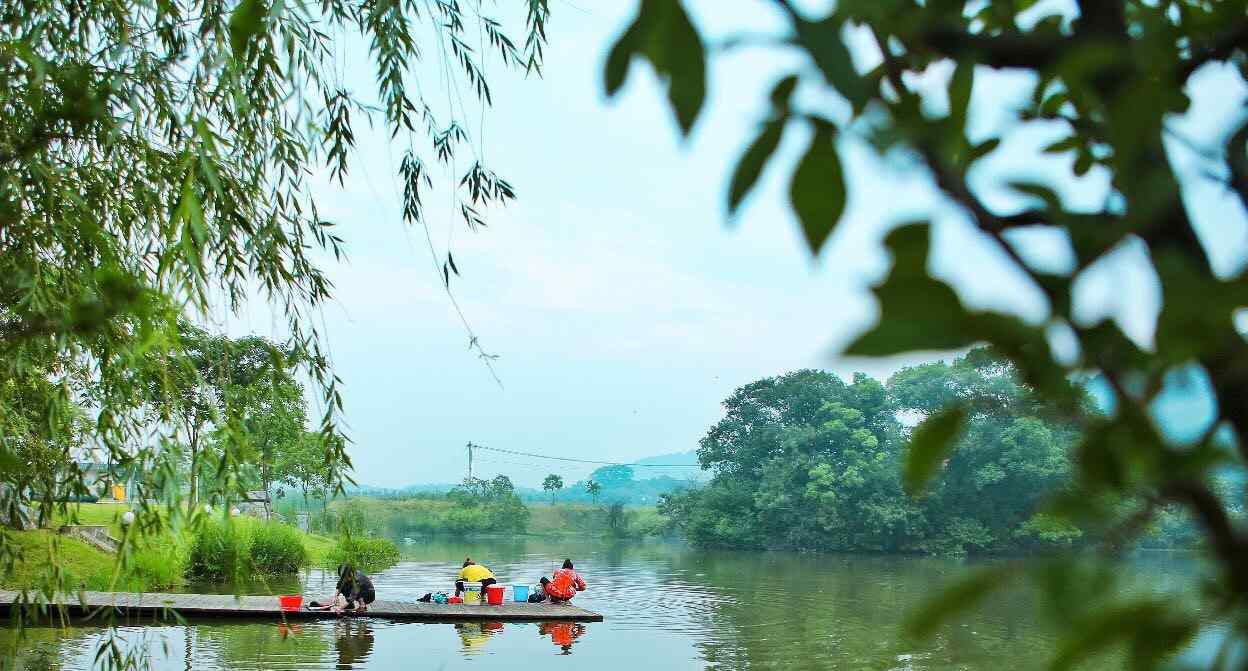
left=606, top=0, right=1247, bottom=668
left=0, top=0, right=548, bottom=656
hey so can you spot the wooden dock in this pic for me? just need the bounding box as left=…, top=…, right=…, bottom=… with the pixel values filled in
left=0, top=590, right=603, bottom=623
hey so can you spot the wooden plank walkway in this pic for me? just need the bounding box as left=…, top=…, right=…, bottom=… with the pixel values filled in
left=0, top=591, right=603, bottom=623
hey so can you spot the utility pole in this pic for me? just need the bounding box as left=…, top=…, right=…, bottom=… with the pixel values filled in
left=466, top=442, right=474, bottom=482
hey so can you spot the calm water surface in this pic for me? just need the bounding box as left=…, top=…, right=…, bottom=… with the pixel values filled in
left=1, top=538, right=1204, bottom=670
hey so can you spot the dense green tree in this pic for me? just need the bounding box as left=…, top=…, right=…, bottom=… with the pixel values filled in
left=664, top=356, right=1098, bottom=555
left=606, top=0, right=1248, bottom=663
left=448, top=475, right=529, bottom=531
left=670, top=369, right=914, bottom=551
left=889, top=350, right=1083, bottom=553
left=143, top=326, right=306, bottom=509
left=542, top=474, right=564, bottom=503
left=277, top=431, right=334, bottom=509
left=590, top=465, right=635, bottom=488
left=0, top=365, right=91, bottom=525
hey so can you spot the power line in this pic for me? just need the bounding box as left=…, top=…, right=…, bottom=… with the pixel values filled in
left=469, top=443, right=703, bottom=468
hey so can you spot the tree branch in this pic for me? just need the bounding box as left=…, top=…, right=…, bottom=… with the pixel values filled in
left=921, top=26, right=1068, bottom=71
left=1178, top=20, right=1248, bottom=82
left=870, top=29, right=1065, bottom=294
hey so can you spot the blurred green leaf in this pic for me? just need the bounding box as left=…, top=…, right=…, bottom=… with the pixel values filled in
left=603, top=0, right=705, bottom=135
left=1007, top=181, right=1062, bottom=210
left=1051, top=600, right=1197, bottom=671
left=847, top=224, right=977, bottom=354
left=1043, top=136, right=1079, bottom=154
left=907, top=564, right=1014, bottom=638
left=905, top=404, right=967, bottom=494
left=967, top=137, right=1000, bottom=164
left=728, top=119, right=785, bottom=215
left=789, top=122, right=845, bottom=253
left=793, top=17, right=870, bottom=113
left=1154, top=249, right=1248, bottom=363
left=1073, top=150, right=1093, bottom=176
left=228, top=0, right=268, bottom=60
left=949, top=60, right=973, bottom=132
left=768, top=74, right=800, bottom=110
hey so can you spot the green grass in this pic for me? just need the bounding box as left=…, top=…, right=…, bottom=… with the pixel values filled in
left=4, top=504, right=334, bottom=591
left=3, top=530, right=118, bottom=590
left=302, top=533, right=336, bottom=565
left=1, top=529, right=184, bottom=592
left=54, top=502, right=130, bottom=535
left=526, top=503, right=665, bottom=537
left=316, top=497, right=666, bottom=539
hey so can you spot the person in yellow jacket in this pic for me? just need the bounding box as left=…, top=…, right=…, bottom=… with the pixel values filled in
left=455, top=557, right=497, bottom=600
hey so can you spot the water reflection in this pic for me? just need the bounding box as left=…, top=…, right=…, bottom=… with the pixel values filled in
left=333, top=619, right=374, bottom=669
left=454, top=621, right=503, bottom=655
left=537, top=622, right=586, bottom=655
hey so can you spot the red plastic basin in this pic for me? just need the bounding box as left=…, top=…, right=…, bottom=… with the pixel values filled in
left=278, top=595, right=303, bottom=611
left=485, top=584, right=505, bottom=605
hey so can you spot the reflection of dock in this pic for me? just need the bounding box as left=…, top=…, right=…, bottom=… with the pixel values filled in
left=0, top=591, right=603, bottom=623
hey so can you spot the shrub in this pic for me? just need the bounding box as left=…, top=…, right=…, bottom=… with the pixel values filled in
left=326, top=535, right=400, bottom=572
left=249, top=522, right=307, bottom=574
left=188, top=518, right=248, bottom=581
left=189, top=518, right=309, bottom=580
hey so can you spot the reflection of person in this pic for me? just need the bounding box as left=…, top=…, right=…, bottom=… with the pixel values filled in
left=334, top=618, right=375, bottom=670
left=455, top=557, right=497, bottom=600
left=543, top=559, right=586, bottom=604
left=538, top=621, right=586, bottom=654
left=454, top=622, right=503, bottom=654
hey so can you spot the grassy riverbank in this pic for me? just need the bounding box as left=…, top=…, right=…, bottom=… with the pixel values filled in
left=307, top=496, right=669, bottom=539
left=0, top=503, right=388, bottom=592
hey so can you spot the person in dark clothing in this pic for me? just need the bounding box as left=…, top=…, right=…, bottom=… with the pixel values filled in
left=334, top=564, right=376, bottom=613
left=527, top=577, right=551, bottom=603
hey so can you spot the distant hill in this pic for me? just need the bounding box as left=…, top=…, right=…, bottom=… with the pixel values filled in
left=629, top=450, right=708, bottom=482
left=354, top=450, right=709, bottom=502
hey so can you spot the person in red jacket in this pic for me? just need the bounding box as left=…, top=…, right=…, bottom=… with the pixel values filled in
left=544, top=559, right=587, bottom=603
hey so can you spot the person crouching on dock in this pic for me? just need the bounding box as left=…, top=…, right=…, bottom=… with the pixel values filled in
left=455, top=557, right=497, bottom=601
left=543, top=559, right=586, bottom=604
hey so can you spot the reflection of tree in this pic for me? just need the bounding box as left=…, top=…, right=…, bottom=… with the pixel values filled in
left=334, top=618, right=374, bottom=670
left=192, top=620, right=331, bottom=668
left=454, top=622, right=503, bottom=655
left=0, top=624, right=68, bottom=670
left=537, top=622, right=586, bottom=655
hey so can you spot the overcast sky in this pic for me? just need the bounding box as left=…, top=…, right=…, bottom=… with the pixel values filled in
left=218, top=0, right=1247, bottom=488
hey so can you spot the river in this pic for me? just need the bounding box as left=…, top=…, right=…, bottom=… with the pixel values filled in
left=0, top=537, right=1207, bottom=670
